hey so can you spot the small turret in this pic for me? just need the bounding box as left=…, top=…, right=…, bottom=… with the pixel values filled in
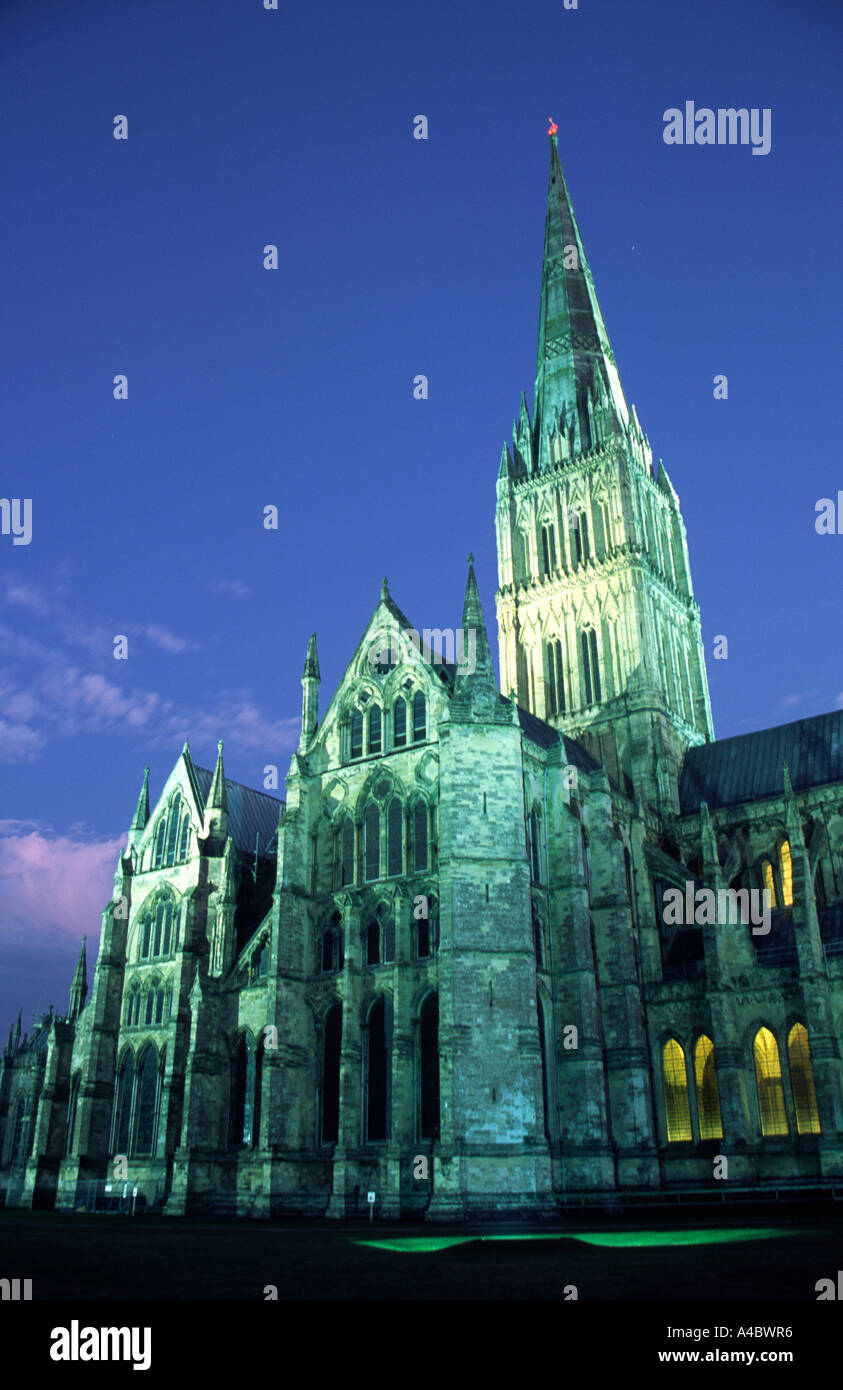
left=203, top=741, right=228, bottom=839
left=452, top=555, right=501, bottom=718
left=129, top=765, right=150, bottom=838
left=299, top=633, right=321, bottom=751
left=69, top=937, right=88, bottom=1020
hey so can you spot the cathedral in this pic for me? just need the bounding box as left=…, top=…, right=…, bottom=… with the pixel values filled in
left=2, top=130, right=842, bottom=1219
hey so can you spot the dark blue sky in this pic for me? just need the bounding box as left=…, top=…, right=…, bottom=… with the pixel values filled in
left=1, top=0, right=841, bottom=1027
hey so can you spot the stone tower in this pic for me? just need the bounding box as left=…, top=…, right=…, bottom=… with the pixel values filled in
left=495, top=127, right=714, bottom=812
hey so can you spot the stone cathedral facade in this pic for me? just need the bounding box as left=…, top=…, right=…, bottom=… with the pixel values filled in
left=3, top=132, right=843, bottom=1218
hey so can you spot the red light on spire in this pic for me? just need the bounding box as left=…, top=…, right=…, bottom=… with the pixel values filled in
left=548, top=117, right=558, bottom=136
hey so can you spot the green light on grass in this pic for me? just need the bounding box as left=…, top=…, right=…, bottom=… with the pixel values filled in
left=353, top=1227, right=799, bottom=1254
left=567, top=1228, right=788, bottom=1248
left=354, top=1237, right=472, bottom=1253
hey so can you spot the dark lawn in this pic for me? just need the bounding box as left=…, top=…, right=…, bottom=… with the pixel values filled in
left=1, top=1204, right=840, bottom=1300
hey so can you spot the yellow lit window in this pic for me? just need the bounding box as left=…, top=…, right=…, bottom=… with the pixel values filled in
left=694, top=1035, right=723, bottom=1140
left=761, top=859, right=776, bottom=909
left=779, top=840, right=793, bottom=907
left=753, top=1027, right=789, bottom=1136
left=662, top=1039, right=692, bottom=1142
left=788, top=1023, right=821, bottom=1135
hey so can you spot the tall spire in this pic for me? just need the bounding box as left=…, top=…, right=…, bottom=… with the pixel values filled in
left=533, top=125, right=629, bottom=469
left=453, top=555, right=500, bottom=716
left=69, top=937, right=88, bottom=1020
left=129, top=765, right=150, bottom=834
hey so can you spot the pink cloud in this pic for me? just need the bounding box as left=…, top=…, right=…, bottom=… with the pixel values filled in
left=0, top=826, right=123, bottom=947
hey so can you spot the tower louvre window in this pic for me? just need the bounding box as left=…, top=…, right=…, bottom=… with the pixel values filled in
left=601, top=501, right=613, bottom=552
left=541, top=523, right=557, bottom=575
left=573, top=511, right=590, bottom=564
left=544, top=639, right=565, bottom=716
left=581, top=628, right=601, bottom=705
left=393, top=697, right=407, bottom=747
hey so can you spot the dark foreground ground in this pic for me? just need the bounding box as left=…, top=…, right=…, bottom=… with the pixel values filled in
left=2, top=1200, right=841, bottom=1300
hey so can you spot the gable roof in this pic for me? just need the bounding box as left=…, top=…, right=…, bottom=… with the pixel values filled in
left=504, top=697, right=600, bottom=770
left=679, top=711, right=843, bottom=815
left=193, top=767, right=281, bottom=856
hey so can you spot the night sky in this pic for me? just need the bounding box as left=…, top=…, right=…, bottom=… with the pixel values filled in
left=1, top=0, right=840, bottom=1028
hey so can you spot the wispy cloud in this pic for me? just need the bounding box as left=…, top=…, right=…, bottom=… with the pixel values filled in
left=0, top=580, right=300, bottom=763
left=0, top=821, right=122, bottom=948
left=779, top=691, right=818, bottom=712
left=209, top=578, right=251, bottom=600
left=141, top=623, right=199, bottom=655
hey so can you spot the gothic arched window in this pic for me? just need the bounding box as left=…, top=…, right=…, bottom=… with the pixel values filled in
left=662, top=1039, right=692, bottom=1141
left=393, top=697, right=407, bottom=747
left=573, top=510, right=590, bottom=564
left=364, top=804, right=380, bottom=881
left=529, top=809, right=542, bottom=883
left=231, top=1033, right=256, bottom=1148
left=540, top=523, right=557, bottom=575
left=412, top=692, right=426, bottom=743
left=788, top=1023, right=821, bottom=1135
left=153, top=818, right=167, bottom=869
left=338, top=817, right=355, bottom=887
left=753, top=1027, right=789, bottom=1136
left=366, top=921, right=381, bottom=967
left=412, top=801, right=428, bottom=872
left=350, top=709, right=363, bottom=760
left=624, top=847, right=636, bottom=924
left=140, top=917, right=152, bottom=960
left=694, top=1035, right=723, bottom=1140
left=386, top=797, right=403, bottom=876
left=580, top=627, right=601, bottom=705
left=418, top=993, right=440, bottom=1140
left=113, top=1051, right=135, bottom=1154
left=779, top=840, right=793, bottom=908
left=125, top=982, right=141, bottom=1027
left=761, top=858, right=777, bottom=909
left=321, top=1003, right=342, bottom=1144
left=366, top=997, right=388, bottom=1142
left=544, top=639, right=565, bottom=716
left=134, top=1045, right=159, bottom=1156
left=368, top=705, right=382, bottom=755
left=581, top=827, right=592, bottom=906
left=532, top=908, right=544, bottom=969
left=65, top=1073, right=81, bottom=1157
left=536, top=995, right=551, bottom=1141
